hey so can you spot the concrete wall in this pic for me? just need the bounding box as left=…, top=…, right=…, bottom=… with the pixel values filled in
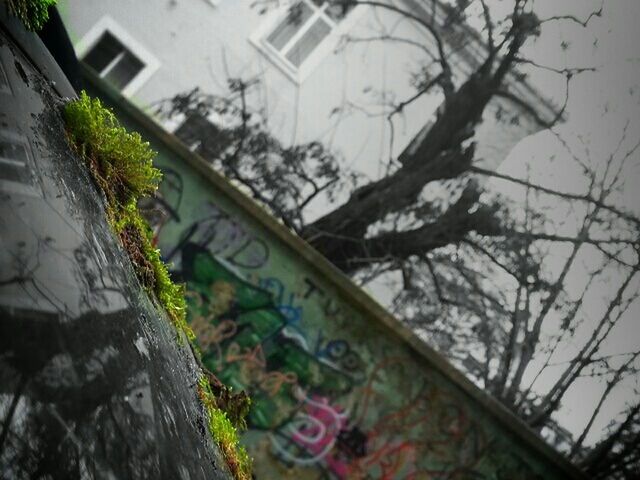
left=86, top=74, right=581, bottom=480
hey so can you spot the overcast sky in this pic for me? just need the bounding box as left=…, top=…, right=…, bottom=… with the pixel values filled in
left=493, top=0, right=640, bottom=444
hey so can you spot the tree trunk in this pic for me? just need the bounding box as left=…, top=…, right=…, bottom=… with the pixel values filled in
left=301, top=72, right=495, bottom=268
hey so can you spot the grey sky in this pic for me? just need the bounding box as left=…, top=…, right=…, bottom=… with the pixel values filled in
left=494, top=0, right=640, bottom=445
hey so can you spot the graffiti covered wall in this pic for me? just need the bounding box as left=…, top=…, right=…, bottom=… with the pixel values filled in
left=91, top=82, right=579, bottom=480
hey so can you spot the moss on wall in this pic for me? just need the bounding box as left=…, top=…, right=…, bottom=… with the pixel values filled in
left=4, top=0, right=57, bottom=31
left=64, top=91, right=252, bottom=480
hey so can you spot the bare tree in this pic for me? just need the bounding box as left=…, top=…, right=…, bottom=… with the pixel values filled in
left=158, top=0, right=640, bottom=476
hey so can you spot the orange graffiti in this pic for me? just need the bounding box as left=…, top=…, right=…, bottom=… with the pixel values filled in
left=225, top=342, right=298, bottom=397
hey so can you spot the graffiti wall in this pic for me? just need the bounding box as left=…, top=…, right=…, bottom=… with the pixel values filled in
left=93, top=85, right=576, bottom=480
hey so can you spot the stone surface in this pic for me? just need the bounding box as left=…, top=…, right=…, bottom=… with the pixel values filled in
left=0, top=21, right=230, bottom=480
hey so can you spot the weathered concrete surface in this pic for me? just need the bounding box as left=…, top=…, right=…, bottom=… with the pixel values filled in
left=83, top=70, right=586, bottom=480
left=0, top=16, right=231, bottom=479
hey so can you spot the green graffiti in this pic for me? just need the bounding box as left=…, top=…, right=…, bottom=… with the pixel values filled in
left=182, top=244, right=353, bottom=430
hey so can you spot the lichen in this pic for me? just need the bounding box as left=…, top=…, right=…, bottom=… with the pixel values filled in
left=64, top=91, right=252, bottom=479
left=5, top=0, right=57, bottom=31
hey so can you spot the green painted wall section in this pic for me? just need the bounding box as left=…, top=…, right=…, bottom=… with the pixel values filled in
left=89, top=83, right=577, bottom=480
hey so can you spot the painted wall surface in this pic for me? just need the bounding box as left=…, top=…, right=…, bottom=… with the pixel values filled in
left=59, top=0, right=546, bottom=219
left=90, top=88, right=573, bottom=480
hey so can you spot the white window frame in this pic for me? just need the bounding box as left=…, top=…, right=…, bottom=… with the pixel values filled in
left=250, top=1, right=364, bottom=84
left=74, top=16, right=160, bottom=97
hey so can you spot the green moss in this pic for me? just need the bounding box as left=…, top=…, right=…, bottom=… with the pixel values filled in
left=201, top=370, right=251, bottom=432
left=64, top=92, right=251, bottom=479
left=64, top=92, right=161, bottom=218
left=5, top=0, right=57, bottom=31
left=118, top=204, right=193, bottom=340
left=198, top=376, right=252, bottom=480
left=64, top=92, right=191, bottom=337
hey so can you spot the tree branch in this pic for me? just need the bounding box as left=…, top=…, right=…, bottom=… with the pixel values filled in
left=469, top=165, right=640, bottom=228
left=538, top=4, right=603, bottom=28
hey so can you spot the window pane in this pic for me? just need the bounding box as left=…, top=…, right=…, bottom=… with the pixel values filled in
left=267, top=2, right=313, bottom=51
left=83, top=32, right=123, bottom=74
left=285, top=17, right=331, bottom=67
left=104, top=51, right=144, bottom=90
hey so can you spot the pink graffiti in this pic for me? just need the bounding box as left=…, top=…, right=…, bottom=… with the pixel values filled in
left=271, top=392, right=351, bottom=476
left=294, top=395, right=349, bottom=476
left=283, top=395, right=421, bottom=479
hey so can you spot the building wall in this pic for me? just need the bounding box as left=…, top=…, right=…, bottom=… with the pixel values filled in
left=59, top=0, right=543, bottom=196
left=87, top=79, right=576, bottom=480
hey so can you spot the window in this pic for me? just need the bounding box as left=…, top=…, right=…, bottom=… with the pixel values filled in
left=262, top=1, right=353, bottom=71
left=83, top=31, right=145, bottom=91
left=75, top=16, right=160, bottom=97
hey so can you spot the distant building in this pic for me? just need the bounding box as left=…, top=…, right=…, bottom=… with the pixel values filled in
left=59, top=0, right=558, bottom=195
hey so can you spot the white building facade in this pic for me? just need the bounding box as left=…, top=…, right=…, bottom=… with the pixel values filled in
left=58, top=0, right=557, bottom=205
